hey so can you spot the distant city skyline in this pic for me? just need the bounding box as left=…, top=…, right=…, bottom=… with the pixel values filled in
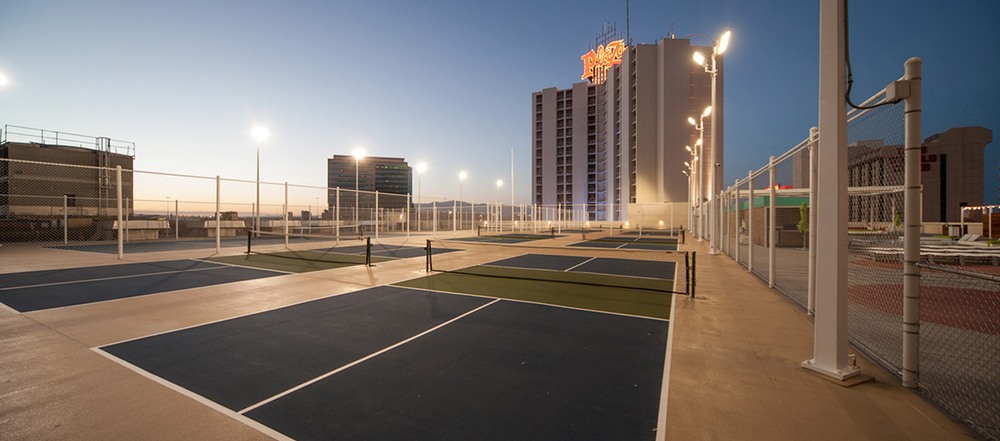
left=1, top=0, right=997, bottom=204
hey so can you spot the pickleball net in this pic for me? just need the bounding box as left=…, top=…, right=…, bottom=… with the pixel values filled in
left=246, top=229, right=373, bottom=266
left=581, top=227, right=685, bottom=244
left=425, top=239, right=694, bottom=296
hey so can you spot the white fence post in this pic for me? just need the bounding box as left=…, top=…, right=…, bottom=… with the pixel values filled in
left=769, top=156, right=777, bottom=288
left=902, top=57, right=923, bottom=388
left=808, top=127, right=819, bottom=315
left=116, top=166, right=123, bottom=259
left=215, top=175, right=220, bottom=253
left=748, top=170, right=754, bottom=273
left=282, top=182, right=288, bottom=246
left=63, top=194, right=68, bottom=244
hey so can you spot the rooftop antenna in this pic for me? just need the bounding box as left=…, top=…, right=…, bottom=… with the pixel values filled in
left=626, top=0, right=631, bottom=45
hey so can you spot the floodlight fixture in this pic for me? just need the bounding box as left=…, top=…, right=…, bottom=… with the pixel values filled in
left=688, top=117, right=697, bottom=126
left=693, top=51, right=706, bottom=66
left=703, top=106, right=713, bottom=117
left=717, top=31, right=731, bottom=55
left=352, top=147, right=366, bottom=161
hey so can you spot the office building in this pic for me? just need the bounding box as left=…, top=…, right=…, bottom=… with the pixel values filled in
left=327, top=155, right=412, bottom=211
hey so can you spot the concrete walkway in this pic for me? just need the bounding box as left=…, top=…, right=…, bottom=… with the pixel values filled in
left=665, top=238, right=974, bottom=440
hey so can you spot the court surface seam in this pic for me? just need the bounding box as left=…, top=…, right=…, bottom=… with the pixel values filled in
left=237, top=298, right=502, bottom=414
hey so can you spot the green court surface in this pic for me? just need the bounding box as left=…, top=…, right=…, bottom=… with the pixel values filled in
left=395, top=269, right=672, bottom=319
left=207, top=250, right=393, bottom=273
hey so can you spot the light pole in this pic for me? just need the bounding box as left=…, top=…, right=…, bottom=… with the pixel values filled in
left=459, top=171, right=468, bottom=230
left=496, top=179, right=503, bottom=232
left=416, top=162, right=427, bottom=231
left=688, top=106, right=710, bottom=241
left=353, top=147, right=365, bottom=236
left=251, top=127, right=269, bottom=236
left=694, top=30, right=731, bottom=255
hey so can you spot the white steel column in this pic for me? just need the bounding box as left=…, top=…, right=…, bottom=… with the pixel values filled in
left=902, top=57, right=923, bottom=388
left=802, top=0, right=859, bottom=381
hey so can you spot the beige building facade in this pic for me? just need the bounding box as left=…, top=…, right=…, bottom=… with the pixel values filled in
left=532, top=37, right=721, bottom=222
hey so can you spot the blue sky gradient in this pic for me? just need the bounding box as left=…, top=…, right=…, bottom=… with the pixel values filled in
left=1, top=0, right=997, bottom=204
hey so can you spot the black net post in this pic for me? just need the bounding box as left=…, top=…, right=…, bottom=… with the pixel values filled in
left=477, top=224, right=481, bottom=237
left=692, top=251, right=698, bottom=297
left=550, top=227, right=555, bottom=239
left=246, top=229, right=252, bottom=254
left=365, top=236, right=372, bottom=266
left=425, top=239, right=432, bottom=272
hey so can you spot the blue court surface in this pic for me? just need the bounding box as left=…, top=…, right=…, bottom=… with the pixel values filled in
left=99, top=286, right=669, bottom=440
left=0, top=260, right=283, bottom=312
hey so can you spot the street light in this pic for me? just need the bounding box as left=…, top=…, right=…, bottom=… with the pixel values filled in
left=416, top=162, right=428, bottom=231
left=251, top=127, right=270, bottom=236
left=353, top=147, right=366, bottom=235
left=496, top=179, right=503, bottom=232
left=694, top=30, right=731, bottom=255
left=688, top=107, right=710, bottom=241
left=459, top=171, right=468, bottom=230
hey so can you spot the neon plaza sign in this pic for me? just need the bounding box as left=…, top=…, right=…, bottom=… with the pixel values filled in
left=581, top=39, right=626, bottom=85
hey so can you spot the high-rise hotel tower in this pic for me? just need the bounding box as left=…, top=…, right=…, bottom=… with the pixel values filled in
left=531, top=35, right=722, bottom=222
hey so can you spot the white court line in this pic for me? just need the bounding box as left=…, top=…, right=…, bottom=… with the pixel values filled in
left=655, top=289, right=679, bottom=441
left=191, top=258, right=294, bottom=275
left=237, top=298, right=502, bottom=415
left=92, top=348, right=294, bottom=441
left=563, top=257, right=597, bottom=272
left=0, top=264, right=233, bottom=291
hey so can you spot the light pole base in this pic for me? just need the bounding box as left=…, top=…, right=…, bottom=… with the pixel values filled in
left=800, top=359, right=871, bottom=386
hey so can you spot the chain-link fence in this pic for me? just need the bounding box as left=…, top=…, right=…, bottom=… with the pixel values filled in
left=717, top=72, right=1000, bottom=439
left=917, top=264, right=1000, bottom=439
